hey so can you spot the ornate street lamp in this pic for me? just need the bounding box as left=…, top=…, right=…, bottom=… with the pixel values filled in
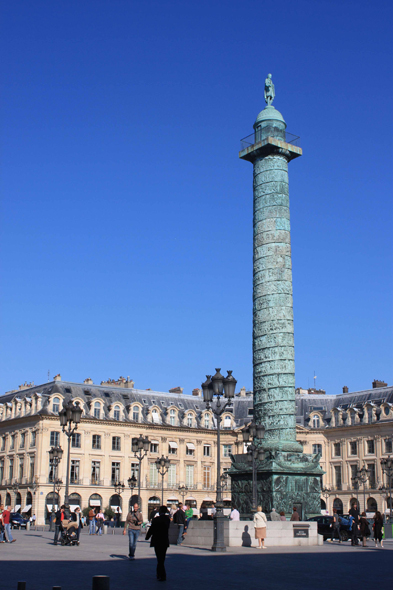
left=48, top=446, right=63, bottom=531
left=352, top=476, right=360, bottom=506
left=381, top=455, right=393, bottom=523
left=201, top=368, right=237, bottom=552
left=131, top=434, right=150, bottom=508
left=155, top=455, right=171, bottom=505
left=242, top=421, right=265, bottom=513
left=113, top=481, right=125, bottom=496
left=178, top=484, right=189, bottom=503
left=11, top=482, right=19, bottom=512
left=127, top=474, right=137, bottom=511
left=321, top=486, right=331, bottom=512
left=220, top=472, right=228, bottom=491
left=59, top=399, right=83, bottom=518
left=355, top=465, right=370, bottom=513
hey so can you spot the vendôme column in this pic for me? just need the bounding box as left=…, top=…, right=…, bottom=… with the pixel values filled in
left=240, top=74, right=303, bottom=453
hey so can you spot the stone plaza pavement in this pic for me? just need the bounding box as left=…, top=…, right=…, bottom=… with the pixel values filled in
left=1, top=529, right=392, bottom=590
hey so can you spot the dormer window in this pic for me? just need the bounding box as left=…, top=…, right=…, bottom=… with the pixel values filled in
left=94, top=402, right=101, bottom=419
left=169, top=409, right=176, bottom=426
left=132, top=406, right=140, bottom=422
left=53, top=397, right=60, bottom=414
left=312, top=415, right=320, bottom=428
left=187, top=413, right=193, bottom=427
left=152, top=409, right=160, bottom=424
left=223, top=416, right=231, bottom=430
left=204, top=414, right=210, bottom=429
left=113, top=406, right=120, bottom=421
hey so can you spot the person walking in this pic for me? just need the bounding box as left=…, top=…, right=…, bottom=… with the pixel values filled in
left=95, top=510, right=104, bottom=535
left=349, top=502, right=360, bottom=545
left=88, top=507, right=96, bottom=535
left=290, top=507, right=300, bottom=521
left=173, top=502, right=186, bottom=545
left=71, top=507, right=83, bottom=544
left=270, top=508, right=280, bottom=521
left=253, top=506, right=267, bottom=549
left=145, top=506, right=170, bottom=582
left=53, top=505, right=65, bottom=545
left=123, top=502, right=143, bottom=560
left=2, top=506, right=16, bottom=543
left=373, top=511, right=384, bottom=548
left=230, top=506, right=240, bottom=521
left=332, top=508, right=342, bottom=543
left=359, top=512, right=370, bottom=547
left=0, top=505, right=5, bottom=543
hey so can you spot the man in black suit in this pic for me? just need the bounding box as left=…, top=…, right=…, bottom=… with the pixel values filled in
left=145, top=506, right=170, bottom=582
left=349, top=502, right=360, bottom=545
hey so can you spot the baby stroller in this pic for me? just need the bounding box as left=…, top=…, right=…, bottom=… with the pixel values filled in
left=60, top=520, right=79, bottom=546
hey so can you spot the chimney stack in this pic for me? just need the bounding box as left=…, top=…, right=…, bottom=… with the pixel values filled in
left=343, top=386, right=348, bottom=393
left=372, top=379, right=387, bottom=389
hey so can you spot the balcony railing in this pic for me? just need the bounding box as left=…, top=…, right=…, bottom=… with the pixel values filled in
left=240, top=130, right=301, bottom=152
left=90, top=478, right=103, bottom=486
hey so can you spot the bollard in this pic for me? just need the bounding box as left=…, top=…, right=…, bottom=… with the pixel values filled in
left=17, top=582, right=26, bottom=590
left=26, top=522, right=30, bottom=531
left=103, top=525, right=108, bottom=535
left=92, top=576, right=110, bottom=590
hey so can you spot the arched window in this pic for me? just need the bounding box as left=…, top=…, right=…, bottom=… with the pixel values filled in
left=204, top=414, right=210, bottom=429
left=89, top=493, right=102, bottom=508
left=52, top=397, right=60, bottom=414
left=169, top=409, right=175, bottom=426
left=223, top=416, right=231, bottom=430
left=94, top=402, right=100, bottom=419
left=312, top=415, right=320, bottom=428
left=367, top=497, right=377, bottom=512
left=187, top=413, right=193, bottom=427
left=113, top=406, right=120, bottom=421
left=333, top=498, right=343, bottom=514
left=132, top=406, right=140, bottom=422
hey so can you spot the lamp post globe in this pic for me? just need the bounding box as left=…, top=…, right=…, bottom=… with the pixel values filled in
left=59, top=399, right=83, bottom=518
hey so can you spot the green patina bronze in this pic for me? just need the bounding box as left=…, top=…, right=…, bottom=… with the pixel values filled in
left=230, top=75, right=323, bottom=518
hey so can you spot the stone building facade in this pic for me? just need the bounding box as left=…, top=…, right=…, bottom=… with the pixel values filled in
left=0, top=376, right=391, bottom=523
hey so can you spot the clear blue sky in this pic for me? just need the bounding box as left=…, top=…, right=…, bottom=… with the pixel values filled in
left=1, top=0, right=392, bottom=396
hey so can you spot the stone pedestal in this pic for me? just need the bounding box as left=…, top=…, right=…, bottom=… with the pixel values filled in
left=230, top=452, right=323, bottom=520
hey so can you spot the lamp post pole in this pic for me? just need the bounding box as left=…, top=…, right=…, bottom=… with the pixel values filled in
left=12, top=482, right=19, bottom=512
left=242, top=422, right=266, bottom=514
left=356, top=465, right=370, bottom=513
left=59, top=400, right=83, bottom=518
left=381, top=456, right=393, bottom=522
left=201, top=369, right=237, bottom=552
left=30, top=476, right=38, bottom=525
left=132, top=434, right=150, bottom=509
left=155, top=456, right=171, bottom=505
left=113, top=481, right=125, bottom=523
left=127, top=475, right=137, bottom=512
left=352, top=476, right=360, bottom=506
left=48, top=446, right=63, bottom=531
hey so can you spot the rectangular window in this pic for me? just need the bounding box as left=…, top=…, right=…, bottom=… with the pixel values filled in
left=367, top=440, right=375, bottom=454
left=367, top=463, right=376, bottom=488
left=50, top=432, right=60, bottom=447
left=186, top=465, right=194, bottom=487
left=333, top=443, right=341, bottom=457
left=385, top=439, right=393, bottom=454
left=20, top=433, right=25, bottom=448
left=49, top=460, right=54, bottom=483
left=149, top=463, right=158, bottom=486
left=223, top=444, right=232, bottom=457
left=350, top=464, right=358, bottom=484
left=10, top=435, right=15, bottom=450
left=204, top=415, right=210, bottom=429
left=167, top=464, right=176, bottom=486
left=112, top=436, right=121, bottom=451
left=111, top=461, right=120, bottom=484
left=1, top=436, right=5, bottom=451
left=334, top=465, right=342, bottom=490
left=9, top=458, right=14, bottom=481
left=133, top=407, right=140, bottom=422
left=312, top=444, right=322, bottom=455
left=91, top=461, right=100, bottom=484
left=131, top=462, right=139, bottom=479
left=349, top=441, right=357, bottom=456
left=92, top=434, right=101, bottom=450
left=203, top=465, right=211, bottom=489
left=29, top=458, right=35, bottom=481
left=168, top=442, right=178, bottom=455
left=30, top=431, right=36, bottom=447
left=94, top=405, right=101, bottom=419
left=203, top=445, right=211, bottom=457
left=0, top=460, right=4, bottom=483
left=150, top=442, right=159, bottom=454
left=71, top=433, right=81, bottom=448
left=70, top=460, right=80, bottom=484
left=19, top=458, right=24, bottom=480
